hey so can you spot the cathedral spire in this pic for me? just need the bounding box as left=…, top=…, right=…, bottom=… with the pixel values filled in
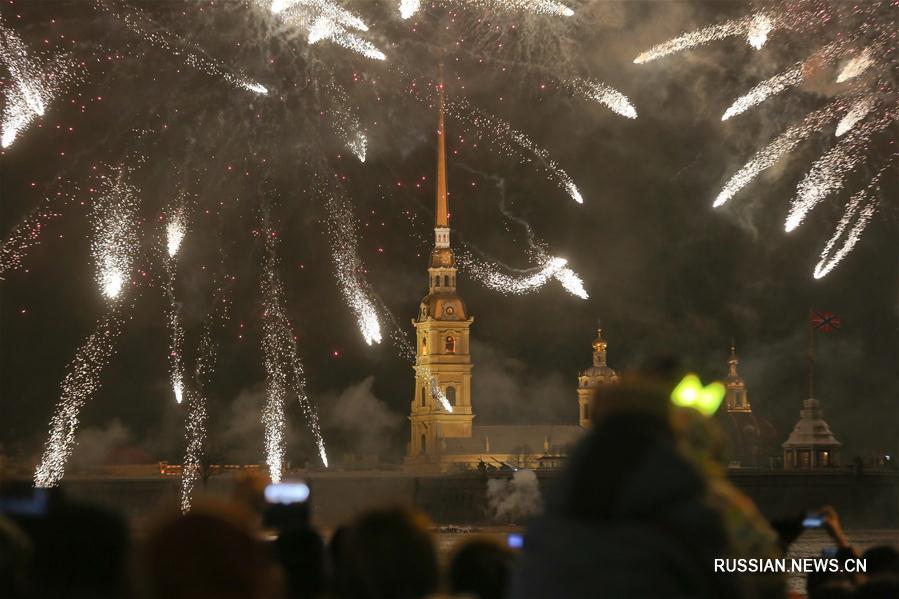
left=725, top=343, right=751, bottom=412
left=728, top=340, right=739, bottom=377
left=434, top=68, right=450, bottom=248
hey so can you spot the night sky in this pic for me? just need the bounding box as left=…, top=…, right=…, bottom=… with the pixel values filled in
left=1, top=0, right=896, bottom=467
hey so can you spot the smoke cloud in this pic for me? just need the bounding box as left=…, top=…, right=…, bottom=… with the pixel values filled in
left=486, top=469, right=543, bottom=522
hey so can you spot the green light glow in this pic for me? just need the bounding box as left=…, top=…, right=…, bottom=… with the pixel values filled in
left=671, top=373, right=725, bottom=416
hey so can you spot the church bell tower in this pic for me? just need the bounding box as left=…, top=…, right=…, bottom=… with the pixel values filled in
left=577, top=323, right=619, bottom=427
left=407, top=78, right=475, bottom=463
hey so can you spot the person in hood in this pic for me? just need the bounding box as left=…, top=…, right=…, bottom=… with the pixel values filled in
left=508, top=363, right=777, bottom=599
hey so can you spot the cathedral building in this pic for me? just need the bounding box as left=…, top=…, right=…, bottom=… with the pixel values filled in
left=404, top=83, right=618, bottom=472
left=715, top=345, right=778, bottom=468
left=576, top=325, right=620, bottom=427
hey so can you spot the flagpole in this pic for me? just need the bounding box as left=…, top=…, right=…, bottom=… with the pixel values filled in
left=808, top=307, right=815, bottom=399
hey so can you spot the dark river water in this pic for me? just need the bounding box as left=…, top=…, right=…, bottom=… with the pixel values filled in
left=434, top=528, right=899, bottom=596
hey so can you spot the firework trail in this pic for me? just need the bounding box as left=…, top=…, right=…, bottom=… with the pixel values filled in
left=179, top=388, right=207, bottom=512
left=263, top=0, right=386, bottom=61
left=634, top=13, right=774, bottom=64
left=835, top=95, right=875, bottom=137
left=180, top=277, right=230, bottom=512
left=722, top=42, right=843, bottom=121
left=786, top=113, right=894, bottom=232
left=813, top=155, right=896, bottom=279
left=722, top=65, right=805, bottom=121
left=444, top=96, right=584, bottom=203
left=34, top=309, right=126, bottom=487
left=384, top=317, right=454, bottom=412
left=637, top=1, right=897, bottom=276
left=836, top=47, right=874, bottom=83
left=399, top=0, right=574, bottom=20
left=0, top=182, right=81, bottom=279
left=34, top=167, right=141, bottom=487
left=91, top=171, right=140, bottom=301
left=320, top=182, right=382, bottom=345
left=567, top=77, right=638, bottom=119
left=453, top=167, right=589, bottom=299
left=325, top=81, right=367, bottom=162
left=0, top=22, right=75, bottom=148
left=260, top=228, right=328, bottom=482
left=714, top=103, right=840, bottom=208
left=164, top=205, right=188, bottom=404
left=98, top=1, right=268, bottom=95
left=460, top=250, right=587, bottom=298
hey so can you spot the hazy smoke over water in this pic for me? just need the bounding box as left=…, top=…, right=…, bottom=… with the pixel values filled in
left=486, top=469, right=543, bottom=522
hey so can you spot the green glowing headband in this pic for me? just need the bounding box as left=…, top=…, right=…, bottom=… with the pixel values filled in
left=670, top=373, right=725, bottom=416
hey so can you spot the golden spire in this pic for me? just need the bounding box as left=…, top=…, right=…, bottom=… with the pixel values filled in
left=435, top=69, right=448, bottom=229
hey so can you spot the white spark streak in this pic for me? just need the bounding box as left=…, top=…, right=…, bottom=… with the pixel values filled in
left=180, top=287, right=228, bottom=512
left=722, top=64, right=804, bottom=121
left=555, top=267, right=588, bottom=299
left=399, top=0, right=573, bottom=19
left=327, top=82, right=368, bottom=162
left=91, top=172, right=140, bottom=301
left=786, top=117, right=891, bottom=232
left=813, top=157, right=894, bottom=279
left=714, top=104, right=838, bottom=208
left=461, top=251, right=588, bottom=299
left=634, top=13, right=774, bottom=64
left=568, top=77, right=637, bottom=119
left=400, top=0, right=421, bottom=19
left=835, top=96, right=874, bottom=137
left=836, top=48, right=873, bottom=83
left=101, top=2, right=267, bottom=95
left=266, top=0, right=386, bottom=60
left=323, top=184, right=383, bottom=345
left=34, top=310, right=125, bottom=487
left=0, top=23, right=72, bottom=148
left=166, top=213, right=187, bottom=258
left=164, top=206, right=187, bottom=404
left=746, top=13, right=774, bottom=49
left=261, top=232, right=328, bottom=481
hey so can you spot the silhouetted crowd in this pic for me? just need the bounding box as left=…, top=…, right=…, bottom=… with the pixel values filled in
left=2, top=375, right=897, bottom=598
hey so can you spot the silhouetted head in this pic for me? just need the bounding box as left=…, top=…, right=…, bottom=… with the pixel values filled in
left=449, top=537, right=515, bottom=599
left=14, top=497, right=130, bottom=599
left=140, top=502, right=278, bottom=599
left=807, top=570, right=855, bottom=599
left=276, top=527, right=325, bottom=599
left=0, top=516, right=32, bottom=599
left=863, top=545, right=899, bottom=580
left=856, top=579, right=899, bottom=599
left=338, top=506, right=437, bottom=599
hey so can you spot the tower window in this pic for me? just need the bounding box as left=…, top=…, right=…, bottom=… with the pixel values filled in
left=421, top=433, right=426, bottom=455
left=445, top=335, right=455, bottom=353
left=446, top=386, right=456, bottom=406
left=422, top=336, right=427, bottom=355
left=444, top=275, right=450, bottom=287
left=420, top=387, right=426, bottom=407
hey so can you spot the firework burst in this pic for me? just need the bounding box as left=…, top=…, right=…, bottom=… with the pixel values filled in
left=321, top=181, right=383, bottom=345
left=637, top=0, right=898, bottom=276
left=260, top=227, right=328, bottom=481
left=34, top=309, right=126, bottom=487
left=164, top=204, right=188, bottom=404
left=180, top=277, right=230, bottom=512
left=91, top=170, right=140, bottom=301
left=0, top=21, right=78, bottom=148
left=6, top=0, right=629, bottom=485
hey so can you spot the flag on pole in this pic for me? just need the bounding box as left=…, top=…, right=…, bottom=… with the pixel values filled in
left=811, top=310, right=841, bottom=333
